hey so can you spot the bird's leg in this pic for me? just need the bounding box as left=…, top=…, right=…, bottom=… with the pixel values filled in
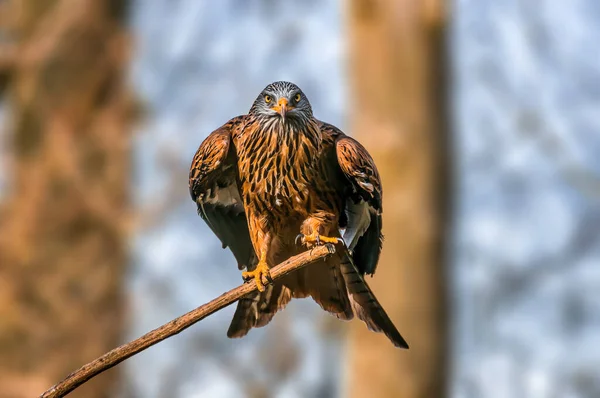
left=242, top=252, right=271, bottom=292
left=243, top=226, right=272, bottom=292
left=297, top=213, right=343, bottom=248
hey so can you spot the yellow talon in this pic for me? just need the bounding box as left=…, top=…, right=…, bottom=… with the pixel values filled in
left=242, top=260, right=271, bottom=292
left=296, top=233, right=343, bottom=248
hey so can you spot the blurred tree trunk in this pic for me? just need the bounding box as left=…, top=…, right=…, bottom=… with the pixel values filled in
left=0, top=1, right=132, bottom=397
left=346, top=1, right=448, bottom=397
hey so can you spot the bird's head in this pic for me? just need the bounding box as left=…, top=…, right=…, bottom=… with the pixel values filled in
left=249, top=81, right=313, bottom=123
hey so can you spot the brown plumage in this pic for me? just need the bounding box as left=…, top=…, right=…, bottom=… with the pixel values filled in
left=189, top=81, right=408, bottom=348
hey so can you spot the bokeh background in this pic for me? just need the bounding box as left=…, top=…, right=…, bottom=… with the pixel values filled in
left=1, top=1, right=599, bottom=397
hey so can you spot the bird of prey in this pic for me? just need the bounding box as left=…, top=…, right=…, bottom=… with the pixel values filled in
left=189, top=81, right=408, bottom=348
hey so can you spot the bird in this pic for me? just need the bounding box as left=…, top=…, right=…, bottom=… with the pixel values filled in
left=189, top=81, right=408, bottom=348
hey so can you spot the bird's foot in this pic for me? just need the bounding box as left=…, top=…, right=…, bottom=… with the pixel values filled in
left=295, top=233, right=344, bottom=248
left=242, top=260, right=272, bottom=292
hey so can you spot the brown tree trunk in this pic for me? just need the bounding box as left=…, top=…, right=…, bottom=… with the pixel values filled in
left=0, top=1, right=132, bottom=397
left=346, top=1, right=448, bottom=397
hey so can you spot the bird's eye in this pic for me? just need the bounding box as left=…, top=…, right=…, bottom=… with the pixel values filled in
left=294, top=93, right=301, bottom=103
left=265, top=95, right=272, bottom=103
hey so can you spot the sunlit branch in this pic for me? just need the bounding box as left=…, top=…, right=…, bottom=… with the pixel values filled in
left=39, top=244, right=337, bottom=398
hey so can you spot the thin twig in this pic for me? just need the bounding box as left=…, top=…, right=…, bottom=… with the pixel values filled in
left=39, top=244, right=337, bottom=398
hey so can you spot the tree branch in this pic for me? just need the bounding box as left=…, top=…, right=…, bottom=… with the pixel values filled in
left=39, top=244, right=337, bottom=398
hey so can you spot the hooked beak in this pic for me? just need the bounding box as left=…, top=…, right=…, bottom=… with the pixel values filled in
left=273, top=98, right=288, bottom=122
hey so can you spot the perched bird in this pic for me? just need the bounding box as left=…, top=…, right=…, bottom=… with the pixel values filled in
left=189, top=81, right=408, bottom=348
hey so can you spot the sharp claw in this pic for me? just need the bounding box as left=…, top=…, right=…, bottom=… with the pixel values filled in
left=242, top=261, right=272, bottom=292
left=261, top=275, right=270, bottom=286
left=336, top=237, right=346, bottom=246
left=316, top=235, right=321, bottom=245
left=295, top=234, right=304, bottom=246
left=251, top=273, right=264, bottom=291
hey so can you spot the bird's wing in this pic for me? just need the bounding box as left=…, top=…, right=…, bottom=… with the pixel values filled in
left=320, top=122, right=408, bottom=349
left=189, top=116, right=256, bottom=270
left=322, top=123, right=383, bottom=276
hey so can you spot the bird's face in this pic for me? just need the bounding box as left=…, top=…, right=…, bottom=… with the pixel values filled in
left=250, top=81, right=313, bottom=123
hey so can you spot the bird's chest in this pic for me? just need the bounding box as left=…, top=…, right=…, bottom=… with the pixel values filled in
left=236, top=129, right=319, bottom=215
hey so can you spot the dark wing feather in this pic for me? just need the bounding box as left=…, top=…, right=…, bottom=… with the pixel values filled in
left=320, top=122, right=408, bottom=348
left=189, top=117, right=256, bottom=270
left=334, top=134, right=383, bottom=276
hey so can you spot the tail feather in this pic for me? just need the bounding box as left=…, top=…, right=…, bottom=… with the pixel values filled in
left=227, top=249, right=408, bottom=349
left=227, top=256, right=354, bottom=338
left=340, top=253, right=409, bottom=348
left=227, top=291, right=259, bottom=338
left=256, top=282, right=293, bottom=327
left=227, top=282, right=292, bottom=338
left=302, top=259, right=354, bottom=321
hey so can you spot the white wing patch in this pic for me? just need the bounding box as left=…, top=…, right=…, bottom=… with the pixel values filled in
left=342, top=199, right=372, bottom=250
left=205, top=183, right=244, bottom=213
left=357, top=181, right=374, bottom=192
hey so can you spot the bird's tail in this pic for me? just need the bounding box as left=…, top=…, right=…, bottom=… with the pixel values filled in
left=340, top=252, right=409, bottom=348
left=300, top=255, right=354, bottom=321
left=227, top=249, right=408, bottom=349
left=227, top=256, right=353, bottom=337
left=227, top=280, right=293, bottom=338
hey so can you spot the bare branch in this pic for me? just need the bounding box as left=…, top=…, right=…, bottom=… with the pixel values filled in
left=39, top=244, right=337, bottom=398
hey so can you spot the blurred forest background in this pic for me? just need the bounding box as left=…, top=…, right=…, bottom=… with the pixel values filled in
left=0, top=1, right=599, bottom=398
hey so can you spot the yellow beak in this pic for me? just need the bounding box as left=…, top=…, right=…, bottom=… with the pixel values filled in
left=272, top=98, right=288, bottom=121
